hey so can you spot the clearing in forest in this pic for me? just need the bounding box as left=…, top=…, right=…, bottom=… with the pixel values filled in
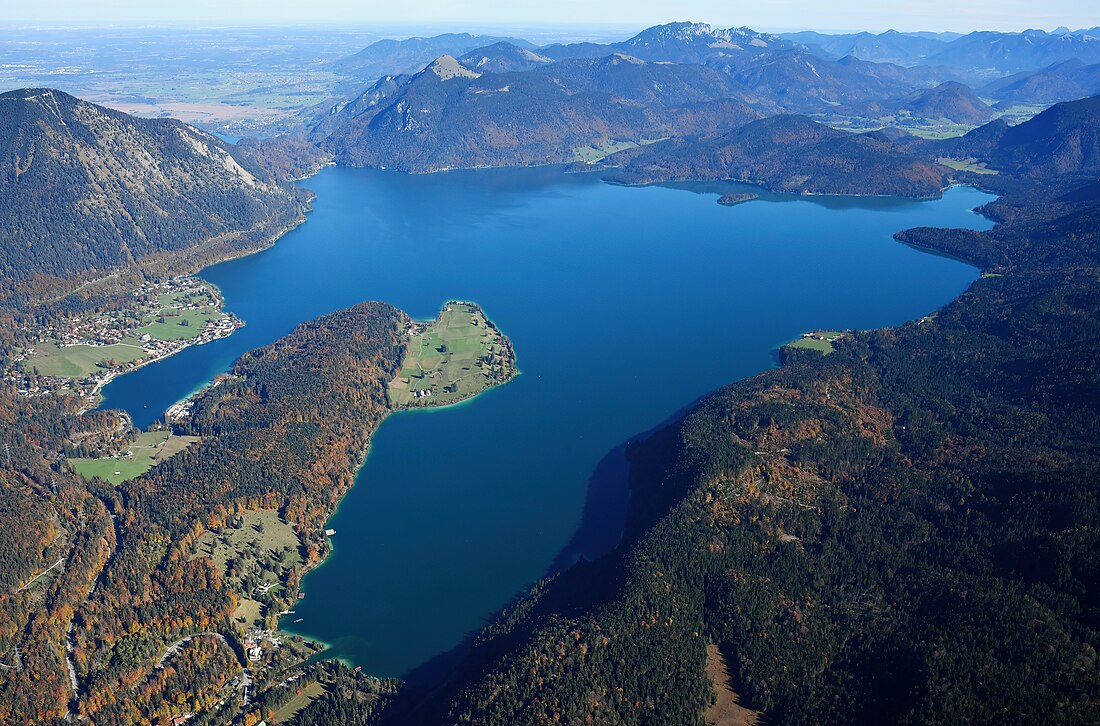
left=388, top=301, right=517, bottom=409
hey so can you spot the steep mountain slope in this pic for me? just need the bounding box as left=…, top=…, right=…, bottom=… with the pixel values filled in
left=0, top=89, right=306, bottom=304
left=329, top=32, right=535, bottom=79
left=314, top=53, right=764, bottom=172
left=605, top=114, right=950, bottom=197
left=988, top=94, right=1100, bottom=176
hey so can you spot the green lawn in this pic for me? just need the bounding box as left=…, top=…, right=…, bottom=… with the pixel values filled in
left=389, top=303, right=516, bottom=408
left=191, top=509, right=302, bottom=578
left=788, top=331, right=846, bottom=355
left=137, top=306, right=223, bottom=341
left=273, top=681, right=327, bottom=722
left=69, top=431, right=199, bottom=485
left=26, top=341, right=146, bottom=378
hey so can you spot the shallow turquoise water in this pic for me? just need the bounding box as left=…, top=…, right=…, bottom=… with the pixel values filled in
left=99, top=166, right=993, bottom=676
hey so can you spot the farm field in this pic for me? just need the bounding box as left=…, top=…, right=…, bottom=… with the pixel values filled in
left=69, top=431, right=199, bottom=484
left=388, top=301, right=517, bottom=409
left=787, top=330, right=846, bottom=355
left=27, top=341, right=146, bottom=378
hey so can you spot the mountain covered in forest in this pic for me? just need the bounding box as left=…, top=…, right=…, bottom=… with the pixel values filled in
left=981, top=59, right=1100, bottom=104
left=938, top=94, right=1100, bottom=177
left=602, top=114, right=951, bottom=196
left=0, top=88, right=308, bottom=305
left=313, top=51, right=765, bottom=172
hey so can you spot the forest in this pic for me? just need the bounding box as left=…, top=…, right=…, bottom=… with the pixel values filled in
left=0, top=302, right=407, bottom=722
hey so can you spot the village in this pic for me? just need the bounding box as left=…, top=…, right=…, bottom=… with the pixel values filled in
left=2, top=276, right=243, bottom=407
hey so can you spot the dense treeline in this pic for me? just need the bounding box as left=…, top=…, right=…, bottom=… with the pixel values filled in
left=375, top=146, right=1100, bottom=722
left=0, top=388, right=118, bottom=723
left=67, top=301, right=406, bottom=721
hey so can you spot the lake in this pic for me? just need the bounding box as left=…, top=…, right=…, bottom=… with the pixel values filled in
left=99, top=165, right=993, bottom=677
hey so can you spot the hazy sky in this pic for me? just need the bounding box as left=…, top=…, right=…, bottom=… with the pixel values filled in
left=2, top=0, right=1097, bottom=33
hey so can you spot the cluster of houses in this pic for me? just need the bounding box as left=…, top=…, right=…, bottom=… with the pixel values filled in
left=7, top=276, right=243, bottom=403
left=242, top=628, right=283, bottom=662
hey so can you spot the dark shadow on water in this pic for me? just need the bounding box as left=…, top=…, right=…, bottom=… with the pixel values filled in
left=381, top=388, right=733, bottom=723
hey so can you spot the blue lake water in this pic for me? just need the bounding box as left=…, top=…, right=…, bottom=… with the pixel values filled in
left=99, top=166, right=993, bottom=677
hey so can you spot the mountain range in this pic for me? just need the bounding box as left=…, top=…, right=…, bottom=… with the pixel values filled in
left=311, top=21, right=1100, bottom=178
left=781, top=27, right=1100, bottom=77
left=312, top=51, right=764, bottom=172
left=329, top=32, right=536, bottom=79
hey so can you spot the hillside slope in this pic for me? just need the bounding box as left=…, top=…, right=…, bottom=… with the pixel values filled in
left=315, top=53, right=764, bottom=172
left=604, top=114, right=951, bottom=197
left=0, top=89, right=307, bottom=305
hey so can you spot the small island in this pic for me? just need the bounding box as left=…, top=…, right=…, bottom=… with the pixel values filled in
left=388, top=301, right=517, bottom=409
left=718, top=192, right=760, bottom=206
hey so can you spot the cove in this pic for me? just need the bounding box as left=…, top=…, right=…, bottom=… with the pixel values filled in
left=98, top=165, right=994, bottom=677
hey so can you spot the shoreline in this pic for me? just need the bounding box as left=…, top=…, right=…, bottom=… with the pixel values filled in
left=81, top=168, right=994, bottom=684
left=76, top=179, right=317, bottom=421
left=275, top=304, right=519, bottom=662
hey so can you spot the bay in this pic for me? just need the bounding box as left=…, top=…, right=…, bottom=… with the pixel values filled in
left=99, top=165, right=993, bottom=676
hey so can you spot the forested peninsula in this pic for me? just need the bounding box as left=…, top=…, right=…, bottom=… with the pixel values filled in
left=0, top=299, right=515, bottom=722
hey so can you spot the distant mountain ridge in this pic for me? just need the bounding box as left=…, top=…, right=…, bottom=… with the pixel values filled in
left=784, top=26, right=1100, bottom=78
left=313, top=51, right=765, bottom=172
left=329, top=33, right=536, bottom=79
left=603, top=114, right=952, bottom=197
left=980, top=59, right=1100, bottom=104
left=0, top=88, right=307, bottom=305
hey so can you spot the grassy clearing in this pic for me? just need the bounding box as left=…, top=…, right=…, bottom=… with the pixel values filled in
left=572, top=137, right=665, bottom=163
left=233, top=597, right=264, bottom=630
left=389, top=302, right=516, bottom=409
left=273, top=681, right=327, bottom=722
left=26, top=341, right=146, bottom=378
left=191, top=510, right=302, bottom=587
left=937, top=157, right=998, bottom=175
left=69, top=431, right=200, bottom=485
left=788, top=330, right=846, bottom=355
left=69, top=429, right=200, bottom=484
left=137, top=307, right=224, bottom=341
left=138, top=288, right=226, bottom=341
left=573, top=139, right=641, bottom=163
